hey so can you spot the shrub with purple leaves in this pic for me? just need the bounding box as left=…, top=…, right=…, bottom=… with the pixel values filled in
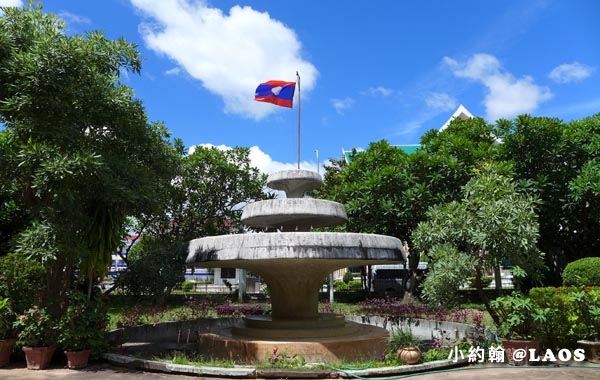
left=214, top=303, right=267, bottom=317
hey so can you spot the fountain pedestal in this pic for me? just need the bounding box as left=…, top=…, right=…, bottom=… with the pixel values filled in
left=186, top=169, right=406, bottom=362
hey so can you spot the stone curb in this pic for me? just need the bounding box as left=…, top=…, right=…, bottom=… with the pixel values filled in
left=103, top=352, right=470, bottom=379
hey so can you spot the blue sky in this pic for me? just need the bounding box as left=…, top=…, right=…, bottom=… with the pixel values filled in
left=2, top=0, right=599, bottom=174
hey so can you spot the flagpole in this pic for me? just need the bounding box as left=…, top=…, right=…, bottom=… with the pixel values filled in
left=296, top=71, right=301, bottom=170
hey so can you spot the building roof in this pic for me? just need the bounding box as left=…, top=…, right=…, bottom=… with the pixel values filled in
left=439, top=104, right=473, bottom=131
left=342, top=105, right=474, bottom=163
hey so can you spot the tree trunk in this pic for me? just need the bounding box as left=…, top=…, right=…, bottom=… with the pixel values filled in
left=494, top=265, right=503, bottom=296
left=44, top=253, right=72, bottom=315
left=475, top=266, right=500, bottom=326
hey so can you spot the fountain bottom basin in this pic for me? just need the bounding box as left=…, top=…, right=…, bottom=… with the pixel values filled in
left=198, top=320, right=389, bottom=363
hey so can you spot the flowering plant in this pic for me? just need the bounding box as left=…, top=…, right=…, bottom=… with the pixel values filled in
left=13, top=306, right=58, bottom=347
left=56, top=291, right=108, bottom=352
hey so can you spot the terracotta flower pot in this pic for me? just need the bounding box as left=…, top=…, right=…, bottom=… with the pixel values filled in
left=22, top=345, right=56, bottom=370
left=64, top=349, right=91, bottom=369
left=397, top=346, right=421, bottom=365
left=500, top=338, right=540, bottom=366
left=0, top=338, right=17, bottom=368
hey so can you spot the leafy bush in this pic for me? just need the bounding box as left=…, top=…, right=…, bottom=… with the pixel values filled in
left=0, top=296, right=16, bottom=339
left=342, top=271, right=354, bottom=284
left=389, top=327, right=420, bottom=351
left=116, top=238, right=186, bottom=303
left=181, top=281, right=195, bottom=292
left=490, top=293, right=540, bottom=340
left=528, top=287, right=574, bottom=349
left=468, top=276, right=493, bottom=288
left=423, top=348, right=451, bottom=362
left=214, top=303, right=267, bottom=317
left=333, top=279, right=362, bottom=291
left=358, top=298, right=430, bottom=320
left=562, top=257, right=600, bottom=286
left=114, top=299, right=213, bottom=328
left=56, top=291, right=108, bottom=352
left=13, top=306, right=58, bottom=347
left=0, top=254, right=46, bottom=314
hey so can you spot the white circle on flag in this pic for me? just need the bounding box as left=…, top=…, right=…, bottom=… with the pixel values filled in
left=271, top=86, right=282, bottom=96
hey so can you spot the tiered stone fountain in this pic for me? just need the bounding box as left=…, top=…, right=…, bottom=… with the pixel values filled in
left=186, top=169, right=406, bottom=362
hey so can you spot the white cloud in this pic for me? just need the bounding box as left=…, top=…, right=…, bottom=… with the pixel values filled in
left=58, top=11, right=91, bottom=26
left=188, top=144, right=319, bottom=176
left=549, top=62, right=595, bottom=84
left=0, top=0, right=23, bottom=7
left=444, top=53, right=552, bottom=121
left=331, top=97, right=354, bottom=115
left=165, top=67, right=181, bottom=76
left=425, top=92, right=457, bottom=111
left=130, top=0, right=317, bottom=120
left=366, top=86, right=393, bottom=97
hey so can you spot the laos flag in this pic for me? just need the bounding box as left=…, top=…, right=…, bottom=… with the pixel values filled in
left=254, top=80, right=296, bottom=108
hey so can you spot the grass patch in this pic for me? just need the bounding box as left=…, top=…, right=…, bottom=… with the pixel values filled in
left=152, top=351, right=237, bottom=368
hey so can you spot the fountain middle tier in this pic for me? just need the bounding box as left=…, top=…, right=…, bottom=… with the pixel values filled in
left=241, top=198, right=348, bottom=231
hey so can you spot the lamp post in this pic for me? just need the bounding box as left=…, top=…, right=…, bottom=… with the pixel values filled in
left=315, top=149, right=319, bottom=174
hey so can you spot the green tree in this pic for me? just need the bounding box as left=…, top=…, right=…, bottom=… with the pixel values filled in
left=497, top=114, right=600, bottom=284
left=0, top=4, right=179, bottom=304
left=318, top=118, right=499, bottom=295
left=412, top=163, right=543, bottom=324
left=117, top=145, right=270, bottom=302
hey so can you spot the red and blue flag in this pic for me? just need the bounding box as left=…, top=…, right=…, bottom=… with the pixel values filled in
left=254, top=80, right=296, bottom=108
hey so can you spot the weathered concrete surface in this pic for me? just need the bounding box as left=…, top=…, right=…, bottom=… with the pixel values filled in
left=241, top=198, right=347, bottom=231
left=186, top=232, right=405, bottom=319
left=198, top=322, right=389, bottom=363
left=187, top=232, right=405, bottom=265
left=267, top=169, right=322, bottom=198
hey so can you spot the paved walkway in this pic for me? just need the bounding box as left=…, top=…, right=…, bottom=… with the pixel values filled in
left=1, top=362, right=599, bottom=380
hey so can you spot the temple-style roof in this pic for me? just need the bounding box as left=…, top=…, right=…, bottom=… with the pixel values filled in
left=343, top=105, right=474, bottom=163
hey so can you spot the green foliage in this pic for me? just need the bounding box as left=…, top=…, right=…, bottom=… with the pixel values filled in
left=419, top=245, right=474, bottom=307
left=317, top=140, right=413, bottom=239
left=264, top=348, right=306, bottom=368
left=116, top=237, right=186, bottom=303
left=562, top=257, right=600, bottom=286
left=422, top=348, right=451, bottom=362
left=333, top=279, right=362, bottom=291
left=181, top=281, right=195, bottom=293
left=0, top=297, right=15, bottom=339
left=117, top=145, right=269, bottom=302
left=497, top=114, right=600, bottom=282
left=526, top=286, right=600, bottom=347
left=528, top=287, right=576, bottom=349
left=144, top=145, right=269, bottom=242
left=566, top=286, right=600, bottom=341
left=413, top=163, right=543, bottom=320
left=342, top=271, right=354, bottom=284
left=468, top=276, right=493, bottom=288
left=13, top=305, right=58, bottom=347
left=490, top=293, right=540, bottom=340
left=0, top=3, right=180, bottom=306
left=0, top=254, right=46, bottom=314
left=56, top=290, right=108, bottom=352
left=389, top=327, right=420, bottom=351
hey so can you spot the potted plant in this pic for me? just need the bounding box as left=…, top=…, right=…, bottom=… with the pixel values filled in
left=569, top=286, right=600, bottom=363
left=13, top=305, right=59, bottom=370
left=0, top=296, right=17, bottom=368
left=57, top=291, right=108, bottom=369
left=490, top=293, right=541, bottom=365
left=389, top=326, right=421, bottom=365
